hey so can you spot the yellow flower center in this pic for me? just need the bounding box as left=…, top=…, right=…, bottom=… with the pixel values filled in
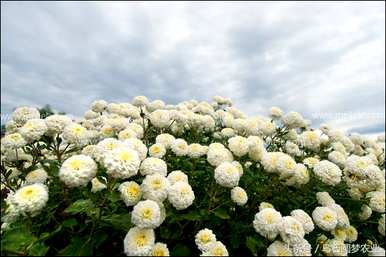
left=72, top=126, right=84, bottom=135
left=21, top=188, right=36, bottom=199
left=152, top=146, right=161, bottom=154
left=200, top=234, right=211, bottom=243
left=127, top=185, right=139, bottom=197
left=265, top=213, right=274, bottom=224
left=291, top=223, right=300, bottom=232
left=152, top=179, right=162, bottom=189
left=213, top=247, right=224, bottom=256
left=323, top=213, right=334, bottom=222
left=153, top=248, right=166, bottom=256
left=119, top=151, right=132, bottom=162
left=356, top=160, right=366, bottom=169
left=142, top=208, right=152, bottom=219
left=10, top=134, right=21, bottom=140
left=135, top=234, right=147, bottom=246
left=70, top=159, right=82, bottom=170
left=285, top=160, right=295, bottom=170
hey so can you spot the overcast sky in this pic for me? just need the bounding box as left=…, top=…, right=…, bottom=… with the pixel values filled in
left=1, top=1, right=385, bottom=136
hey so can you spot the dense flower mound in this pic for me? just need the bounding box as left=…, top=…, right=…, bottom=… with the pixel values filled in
left=1, top=95, right=385, bottom=256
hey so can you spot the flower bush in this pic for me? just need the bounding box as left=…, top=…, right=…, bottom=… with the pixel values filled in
left=1, top=96, right=385, bottom=256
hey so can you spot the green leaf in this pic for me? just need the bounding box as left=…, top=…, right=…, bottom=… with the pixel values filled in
left=57, top=237, right=93, bottom=256
left=28, top=242, right=49, bottom=256
left=1, top=227, right=37, bottom=254
left=245, top=236, right=260, bottom=255
left=177, top=211, right=201, bottom=221
left=65, top=199, right=95, bottom=215
left=62, top=218, right=77, bottom=228
left=172, top=244, right=191, bottom=256
left=92, top=230, right=109, bottom=248
left=213, top=209, right=230, bottom=219
left=101, top=213, right=132, bottom=231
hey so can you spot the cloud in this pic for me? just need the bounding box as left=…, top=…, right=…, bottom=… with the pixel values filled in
left=1, top=1, right=384, bottom=136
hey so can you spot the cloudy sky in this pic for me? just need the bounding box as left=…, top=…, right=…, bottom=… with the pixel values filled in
left=1, top=1, right=385, bottom=136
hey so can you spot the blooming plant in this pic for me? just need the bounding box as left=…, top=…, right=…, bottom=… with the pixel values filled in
left=0, top=96, right=385, bottom=256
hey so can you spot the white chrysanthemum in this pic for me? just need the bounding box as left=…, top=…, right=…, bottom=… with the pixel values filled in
left=312, top=206, right=338, bottom=231
left=141, top=174, right=170, bottom=202
left=123, top=138, right=148, bottom=160
left=1, top=133, right=27, bottom=149
left=253, top=208, right=283, bottom=240
left=261, top=152, right=282, bottom=173
left=171, top=138, right=189, bottom=156
left=104, top=146, right=140, bottom=179
left=19, top=119, right=47, bottom=142
left=328, top=151, right=346, bottom=168
left=316, top=192, right=336, bottom=206
left=9, top=183, right=48, bottom=217
left=369, top=246, right=385, bottom=257
left=228, top=136, right=249, bottom=157
left=291, top=238, right=311, bottom=256
left=149, top=143, right=166, bottom=159
left=62, top=123, right=90, bottom=146
left=123, top=227, right=155, bottom=256
left=231, top=186, right=248, bottom=206
left=195, top=228, right=217, bottom=252
left=132, top=95, right=150, bottom=107
left=259, top=202, right=274, bottom=211
left=345, top=225, right=358, bottom=243
left=345, top=155, right=372, bottom=177
left=298, top=131, right=320, bottom=151
left=99, top=125, right=115, bottom=138
left=91, top=99, right=108, bottom=112
left=282, top=111, right=306, bottom=129
left=118, top=128, right=138, bottom=140
left=266, top=240, right=293, bottom=256
left=331, top=227, right=347, bottom=241
left=167, top=170, right=188, bottom=185
left=12, top=106, right=40, bottom=126
left=25, top=169, right=48, bottom=184
left=188, top=143, right=208, bottom=158
left=119, top=181, right=142, bottom=206
left=59, top=155, right=97, bottom=187
left=214, top=162, right=240, bottom=188
left=270, top=106, right=284, bottom=119
left=151, top=242, right=170, bottom=256
left=45, top=114, right=72, bottom=135
left=131, top=200, right=163, bottom=229
left=149, top=110, right=171, bottom=128
left=358, top=204, right=372, bottom=221
left=303, top=157, right=319, bottom=169
left=279, top=216, right=305, bottom=246
left=156, top=134, right=176, bottom=149
left=207, top=146, right=234, bottom=167
left=283, top=163, right=310, bottom=187
left=91, top=177, right=107, bottom=193
left=126, top=123, right=144, bottom=139
left=167, top=181, right=195, bottom=210
left=322, top=238, right=347, bottom=256
left=84, top=110, right=99, bottom=120
left=378, top=214, right=385, bottom=236
left=366, top=191, right=385, bottom=213
left=313, top=160, right=342, bottom=186
left=290, top=209, right=314, bottom=234
left=140, top=157, right=167, bottom=176
left=201, top=241, right=229, bottom=256
left=327, top=203, right=350, bottom=228
left=276, top=154, right=297, bottom=176
left=248, top=136, right=266, bottom=161
left=284, top=141, right=301, bottom=157
left=221, top=128, right=235, bottom=138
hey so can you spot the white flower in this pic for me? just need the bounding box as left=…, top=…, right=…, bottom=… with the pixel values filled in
left=91, top=177, right=107, bottom=193
left=270, top=107, right=284, bottom=119
left=118, top=128, right=138, bottom=140
left=291, top=238, right=311, bottom=256
left=91, top=100, right=108, bottom=113
left=156, top=134, right=176, bottom=149
left=149, top=110, right=171, bottom=128
left=328, top=151, right=346, bottom=168
left=167, top=181, right=195, bottom=210
left=25, top=169, right=48, bottom=184
left=207, top=146, right=233, bottom=167
left=62, top=123, right=90, bottom=146
left=261, top=152, right=282, bottom=173
left=284, top=141, right=301, bottom=157
left=298, top=131, right=320, bottom=151
left=140, top=157, right=167, bottom=176
left=327, top=203, right=350, bottom=228
left=316, top=192, right=336, bottom=206
left=253, top=208, right=283, bottom=240
left=123, top=227, right=155, bottom=256
left=201, top=241, right=228, bottom=256
left=345, top=225, right=358, bottom=243
left=195, top=228, right=217, bottom=252
left=214, top=162, right=240, bottom=188
left=313, top=160, right=342, bottom=186
left=12, top=107, right=40, bottom=126
left=266, top=240, right=293, bottom=256
left=230, top=186, right=248, bottom=206
left=104, top=146, right=141, bottom=179
left=276, top=154, right=297, bottom=176
left=131, top=200, right=163, bottom=229
left=119, top=181, right=142, bottom=206
left=59, top=155, right=97, bottom=187
left=9, top=183, right=48, bottom=217
left=378, top=214, right=385, bottom=236
left=167, top=170, right=188, bottom=185
left=132, top=95, right=150, bottom=107
left=171, top=138, right=189, bottom=156
left=123, top=138, right=148, bottom=160
left=127, top=123, right=144, bottom=139
left=345, top=155, right=372, bottom=177
left=290, top=209, right=314, bottom=234
left=141, top=174, right=170, bottom=202
left=366, top=191, right=385, bottom=213
left=369, top=246, right=385, bottom=257
left=188, top=143, right=208, bottom=158
left=279, top=216, right=305, bottom=246
left=45, top=114, right=72, bottom=135
left=19, top=119, right=47, bottom=142
left=303, top=157, right=319, bottom=169
left=358, top=204, right=372, bottom=221
left=1, top=133, right=26, bottom=149
left=282, top=111, right=306, bottom=129
left=228, top=136, right=249, bottom=157
left=151, top=242, right=170, bottom=256
left=149, top=143, right=166, bottom=159
left=221, top=128, right=235, bottom=138
left=312, top=206, right=338, bottom=231
left=322, top=238, right=347, bottom=256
